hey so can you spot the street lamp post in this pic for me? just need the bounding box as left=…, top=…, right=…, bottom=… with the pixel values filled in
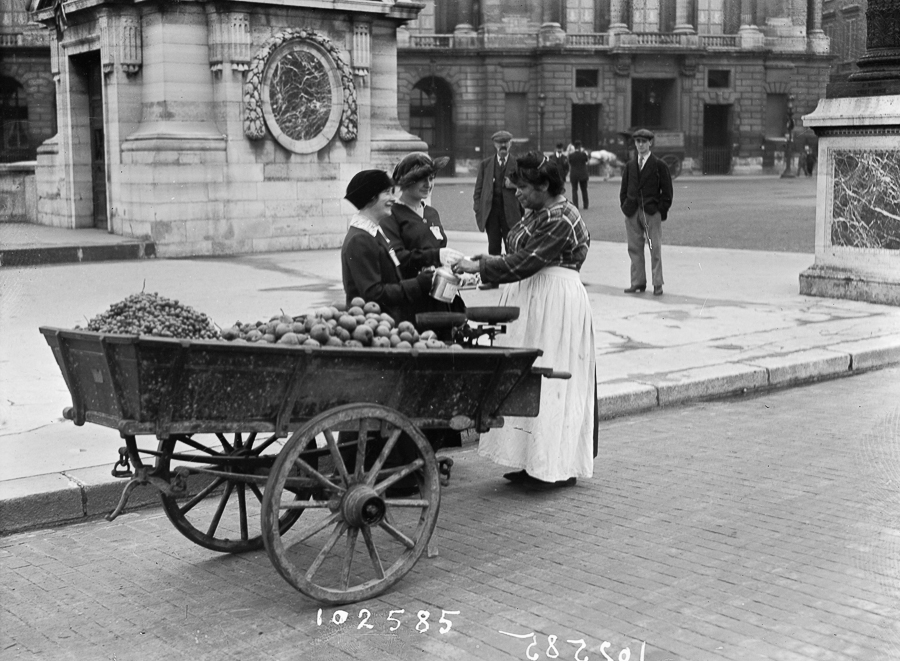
left=781, top=94, right=796, bottom=179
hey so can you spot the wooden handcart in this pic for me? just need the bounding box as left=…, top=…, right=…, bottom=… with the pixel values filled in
left=39, top=324, right=564, bottom=604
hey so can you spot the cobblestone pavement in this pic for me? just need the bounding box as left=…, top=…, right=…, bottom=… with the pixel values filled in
left=3, top=366, right=899, bottom=661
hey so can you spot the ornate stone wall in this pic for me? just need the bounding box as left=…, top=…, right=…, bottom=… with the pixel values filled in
left=29, top=0, right=424, bottom=256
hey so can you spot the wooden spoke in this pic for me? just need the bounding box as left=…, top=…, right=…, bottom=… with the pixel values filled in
left=206, top=481, right=234, bottom=538
left=261, top=404, right=441, bottom=604
left=340, top=528, right=359, bottom=590
left=158, top=432, right=308, bottom=554
left=305, top=521, right=346, bottom=581
left=373, top=459, right=425, bottom=494
left=379, top=520, right=416, bottom=550
left=178, top=477, right=225, bottom=516
left=361, top=525, right=385, bottom=579
left=364, top=427, right=403, bottom=486
left=324, top=429, right=351, bottom=485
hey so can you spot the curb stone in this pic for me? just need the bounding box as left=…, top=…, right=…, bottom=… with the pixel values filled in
left=4, top=348, right=899, bottom=536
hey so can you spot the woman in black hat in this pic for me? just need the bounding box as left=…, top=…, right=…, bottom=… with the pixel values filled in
left=453, top=151, right=597, bottom=490
left=340, top=169, right=434, bottom=323
left=382, top=152, right=467, bottom=321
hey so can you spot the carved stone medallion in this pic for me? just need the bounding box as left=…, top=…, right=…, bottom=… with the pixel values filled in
left=261, top=40, right=342, bottom=153
left=244, top=29, right=358, bottom=151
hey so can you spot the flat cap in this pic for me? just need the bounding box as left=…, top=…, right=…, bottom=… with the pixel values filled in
left=631, top=128, right=655, bottom=141
left=491, top=130, right=513, bottom=142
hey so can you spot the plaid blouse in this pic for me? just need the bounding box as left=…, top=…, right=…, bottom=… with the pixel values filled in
left=480, top=198, right=590, bottom=283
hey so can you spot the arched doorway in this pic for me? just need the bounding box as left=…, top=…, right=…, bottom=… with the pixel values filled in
left=409, top=77, right=454, bottom=176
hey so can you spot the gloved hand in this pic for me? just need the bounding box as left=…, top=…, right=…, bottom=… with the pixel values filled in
left=439, top=248, right=464, bottom=267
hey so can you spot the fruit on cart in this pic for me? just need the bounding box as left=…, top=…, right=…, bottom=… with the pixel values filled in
left=77, top=291, right=220, bottom=340
left=217, top=299, right=451, bottom=349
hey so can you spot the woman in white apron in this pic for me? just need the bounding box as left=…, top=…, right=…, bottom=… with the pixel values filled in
left=454, top=151, right=597, bottom=490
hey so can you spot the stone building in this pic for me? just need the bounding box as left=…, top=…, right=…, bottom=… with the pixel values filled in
left=821, top=0, right=866, bottom=81
left=396, top=0, right=833, bottom=176
left=0, top=0, right=54, bottom=163
left=22, top=0, right=425, bottom=256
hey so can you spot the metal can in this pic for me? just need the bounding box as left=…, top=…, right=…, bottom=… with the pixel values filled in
left=430, top=266, right=460, bottom=303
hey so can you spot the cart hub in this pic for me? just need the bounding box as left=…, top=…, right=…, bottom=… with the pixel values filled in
left=341, top=485, right=386, bottom=527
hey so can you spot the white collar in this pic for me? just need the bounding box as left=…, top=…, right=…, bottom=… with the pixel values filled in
left=349, top=213, right=381, bottom=237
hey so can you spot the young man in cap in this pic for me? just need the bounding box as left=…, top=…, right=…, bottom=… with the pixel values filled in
left=473, top=130, right=522, bottom=274
left=619, top=128, right=673, bottom=296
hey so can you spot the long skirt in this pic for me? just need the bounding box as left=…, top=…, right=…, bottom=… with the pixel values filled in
left=478, top=266, right=596, bottom=482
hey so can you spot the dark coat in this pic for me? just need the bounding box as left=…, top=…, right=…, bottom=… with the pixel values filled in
left=549, top=151, right=570, bottom=180
left=382, top=203, right=446, bottom=278
left=619, top=152, right=673, bottom=220
left=340, top=226, right=432, bottom=323
left=568, top=149, right=590, bottom=181
left=473, top=155, right=521, bottom=232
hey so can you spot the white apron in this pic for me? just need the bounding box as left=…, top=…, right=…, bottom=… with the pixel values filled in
left=478, top=266, right=596, bottom=482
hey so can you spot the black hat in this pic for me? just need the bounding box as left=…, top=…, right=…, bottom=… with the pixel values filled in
left=345, top=170, right=393, bottom=210
left=392, top=152, right=450, bottom=188
left=632, top=128, right=655, bottom=141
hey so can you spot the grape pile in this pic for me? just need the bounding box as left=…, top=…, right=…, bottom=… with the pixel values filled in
left=79, top=292, right=220, bottom=340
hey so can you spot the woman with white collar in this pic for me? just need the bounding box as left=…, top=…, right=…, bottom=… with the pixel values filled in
left=340, top=169, right=434, bottom=323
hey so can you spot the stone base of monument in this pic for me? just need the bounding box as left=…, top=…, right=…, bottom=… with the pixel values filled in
left=800, top=265, right=900, bottom=307
left=800, top=95, right=900, bottom=307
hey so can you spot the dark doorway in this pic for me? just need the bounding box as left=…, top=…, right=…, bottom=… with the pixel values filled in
left=72, top=51, right=107, bottom=228
left=702, top=104, right=732, bottom=175
left=631, top=79, right=677, bottom=130
left=571, top=104, right=600, bottom=150
left=410, top=77, right=455, bottom=176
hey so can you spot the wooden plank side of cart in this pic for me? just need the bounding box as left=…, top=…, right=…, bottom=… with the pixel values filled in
left=39, top=327, right=546, bottom=436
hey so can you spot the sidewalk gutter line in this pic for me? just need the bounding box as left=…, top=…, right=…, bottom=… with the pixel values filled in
left=2, top=347, right=898, bottom=536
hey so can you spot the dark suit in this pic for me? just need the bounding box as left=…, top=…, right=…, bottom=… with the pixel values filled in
left=473, top=155, right=521, bottom=254
left=567, top=149, right=590, bottom=209
left=548, top=151, right=569, bottom=181
left=619, top=152, right=673, bottom=288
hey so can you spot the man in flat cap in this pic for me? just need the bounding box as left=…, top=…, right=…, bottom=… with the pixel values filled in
left=473, top=130, right=522, bottom=275
left=619, top=128, right=673, bottom=296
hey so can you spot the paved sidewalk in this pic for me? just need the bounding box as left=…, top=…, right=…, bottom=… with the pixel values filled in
left=1, top=226, right=899, bottom=534
left=3, top=367, right=899, bottom=660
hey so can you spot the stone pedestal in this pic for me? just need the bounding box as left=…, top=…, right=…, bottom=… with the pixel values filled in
left=29, top=0, right=425, bottom=257
left=800, top=96, right=900, bottom=306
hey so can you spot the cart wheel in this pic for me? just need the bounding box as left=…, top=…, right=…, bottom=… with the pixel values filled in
left=661, top=153, right=682, bottom=179
left=157, top=432, right=313, bottom=553
left=262, top=404, right=441, bottom=604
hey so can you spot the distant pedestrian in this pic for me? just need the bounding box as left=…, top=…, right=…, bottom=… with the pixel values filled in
left=549, top=142, right=570, bottom=182
left=619, top=128, right=673, bottom=297
left=804, top=146, right=816, bottom=177
left=474, top=130, right=522, bottom=271
left=568, top=141, right=590, bottom=209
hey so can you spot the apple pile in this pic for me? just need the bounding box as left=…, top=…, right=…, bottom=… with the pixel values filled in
left=220, top=297, right=453, bottom=349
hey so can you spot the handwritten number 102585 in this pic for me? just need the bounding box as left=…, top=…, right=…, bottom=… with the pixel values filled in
left=316, top=608, right=460, bottom=634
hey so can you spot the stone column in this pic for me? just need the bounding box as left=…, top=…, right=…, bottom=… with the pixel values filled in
left=123, top=3, right=225, bottom=151
left=609, top=0, right=628, bottom=33
left=674, top=0, right=695, bottom=34
left=850, top=0, right=900, bottom=81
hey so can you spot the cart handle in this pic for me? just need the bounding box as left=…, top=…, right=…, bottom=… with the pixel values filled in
left=530, top=367, right=571, bottom=380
